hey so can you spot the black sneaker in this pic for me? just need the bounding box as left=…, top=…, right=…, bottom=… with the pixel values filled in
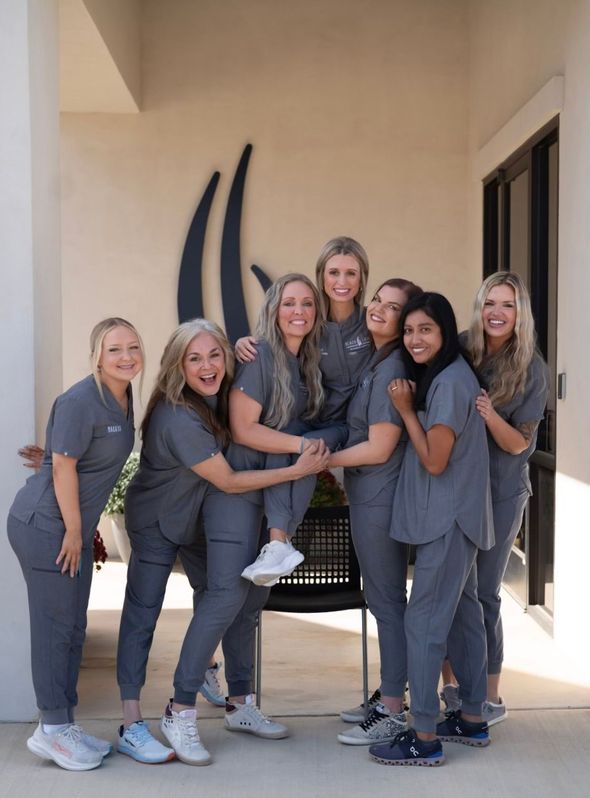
left=436, top=711, right=490, bottom=747
left=370, top=730, right=445, bottom=767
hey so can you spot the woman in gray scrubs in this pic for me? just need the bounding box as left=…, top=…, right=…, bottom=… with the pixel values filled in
left=116, top=318, right=327, bottom=766
left=329, top=278, right=422, bottom=748
left=370, top=293, right=493, bottom=767
left=440, top=272, right=549, bottom=726
left=8, top=318, right=144, bottom=771
left=233, top=273, right=347, bottom=585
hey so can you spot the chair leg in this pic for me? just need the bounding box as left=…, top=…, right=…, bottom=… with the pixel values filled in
left=361, top=605, right=369, bottom=720
left=255, top=611, right=262, bottom=708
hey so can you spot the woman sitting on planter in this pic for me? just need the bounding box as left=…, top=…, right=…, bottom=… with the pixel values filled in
left=116, top=318, right=328, bottom=766
left=329, top=278, right=422, bottom=748
left=8, top=317, right=144, bottom=772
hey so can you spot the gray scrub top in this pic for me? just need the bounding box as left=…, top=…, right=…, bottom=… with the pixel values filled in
left=10, top=375, right=135, bottom=542
left=228, top=338, right=310, bottom=504
left=125, top=400, right=219, bottom=544
left=319, top=305, right=372, bottom=422
left=391, top=355, right=494, bottom=550
left=343, top=347, right=407, bottom=505
left=483, top=352, right=549, bottom=501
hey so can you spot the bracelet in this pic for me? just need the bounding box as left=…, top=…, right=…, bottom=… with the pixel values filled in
left=299, top=436, right=305, bottom=454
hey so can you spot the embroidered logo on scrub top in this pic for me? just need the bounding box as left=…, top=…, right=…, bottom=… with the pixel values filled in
left=107, top=425, right=123, bottom=433
left=344, top=334, right=371, bottom=355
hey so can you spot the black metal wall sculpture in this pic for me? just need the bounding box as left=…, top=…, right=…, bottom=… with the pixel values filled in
left=177, top=144, right=272, bottom=342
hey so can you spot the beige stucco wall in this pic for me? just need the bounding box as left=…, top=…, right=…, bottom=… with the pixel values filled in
left=60, top=0, right=472, bottom=401
left=467, top=0, right=590, bottom=656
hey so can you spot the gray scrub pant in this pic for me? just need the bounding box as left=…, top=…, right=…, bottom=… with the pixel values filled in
left=477, top=490, right=529, bottom=675
left=264, top=421, right=348, bottom=535
left=406, top=524, right=487, bottom=733
left=8, top=514, right=94, bottom=724
left=349, top=502, right=408, bottom=697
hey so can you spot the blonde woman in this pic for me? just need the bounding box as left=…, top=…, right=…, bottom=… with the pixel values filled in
left=441, top=272, right=549, bottom=725
left=116, top=319, right=327, bottom=765
left=8, top=318, right=144, bottom=771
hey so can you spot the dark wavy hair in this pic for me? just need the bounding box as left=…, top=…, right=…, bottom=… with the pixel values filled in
left=398, top=292, right=462, bottom=410
left=369, top=277, right=424, bottom=368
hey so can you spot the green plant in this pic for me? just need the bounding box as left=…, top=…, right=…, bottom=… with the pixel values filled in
left=308, top=469, right=348, bottom=508
left=104, top=452, right=140, bottom=515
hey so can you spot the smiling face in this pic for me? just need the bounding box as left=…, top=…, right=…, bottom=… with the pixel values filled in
left=403, top=309, right=443, bottom=365
left=322, top=254, right=362, bottom=310
left=277, top=279, right=317, bottom=354
left=482, top=284, right=517, bottom=350
left=366, top=285, right=407, bottom=347
left=98, top=326, right=143, bottom=388
left=182, top=332, right=226, bottom=396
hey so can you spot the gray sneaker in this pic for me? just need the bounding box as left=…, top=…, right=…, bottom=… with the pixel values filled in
left=340, top=689, right=381, bottom=723
left=440, top=684, right=461, bottom=713
left=224, top=694, right=289, bottom=739
left=482, top=698, right=507, bottom=726
left=337, top=705, right=408, bottom=746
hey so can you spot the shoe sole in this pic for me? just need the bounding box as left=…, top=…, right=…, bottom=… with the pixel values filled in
left=437, top=734, right=490, bottom=747
left=27, top=737, right=102, bottom=771
left=199, top=685, right=226, bottom=707
left=485, top=710, right=507, bottom=727
left=249, top=553, right=305, bottom=585
left=224, top=723, right=289, bottom=740
left=371, top=752, right=445, bottom=767
left=117, top=744, right=176, bottom=764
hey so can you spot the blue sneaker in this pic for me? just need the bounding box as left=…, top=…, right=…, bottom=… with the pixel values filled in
left=199, top=662, right=226, bottom=707
left=370, top=730, right=445, bottom=767
left=436, top=711, right=490, bottom=747
left=117, top=721, right=175, bottom=764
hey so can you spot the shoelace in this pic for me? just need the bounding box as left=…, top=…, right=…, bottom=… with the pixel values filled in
left=126, top=722, right=153, bottom=747
left=363, top=689, right=381, bottom=709
left=178, top=715, right=201, bottom=745
left=359, top=708, right=388, bottom=731
left=244, top=704, right=273, bottom=725
left=58, top=724, right=86, bottom=750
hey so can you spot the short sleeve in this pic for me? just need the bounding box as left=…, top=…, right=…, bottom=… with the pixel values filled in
left=367, top=356, right=406, bottom=429
left=165, top=409, right=219, bottom=469
left=425, top=379, right=470, bottom=437
left=50, top=394, right=94, bottom=459
left=232, top=347, right=269, bottom=408
left=510, top=356, right=549, bottom=425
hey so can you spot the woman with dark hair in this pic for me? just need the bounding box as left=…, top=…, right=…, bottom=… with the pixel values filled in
left=116, top=319, right=328, bottom=766
left=328, top=278, right=421, bottom=747
left=369, top=292, right=493, bottom=767
left=440, top=273, right=549, bottom=725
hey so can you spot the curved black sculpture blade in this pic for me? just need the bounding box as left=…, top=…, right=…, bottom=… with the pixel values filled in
left=221, top=144, right=252, bottom=342
left=177, top=171, right=220, bottom=323
left=250, top=264, right=272, bottom=293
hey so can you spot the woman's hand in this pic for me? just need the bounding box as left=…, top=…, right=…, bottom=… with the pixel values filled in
left=475, top=389, right=495, bottom=422
left=18, top=444, right=44, bottom=470
left=56, top=529, right=83, bottom=577
left=388, top=378, right=416, bottom=413
left=234, top=336, right=259, bottom=363
left=293, top=439, right=330, bottom=477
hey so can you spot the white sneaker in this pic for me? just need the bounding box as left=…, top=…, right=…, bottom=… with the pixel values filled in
left=199, top=662, right=226, bottom=707
left=160, top=704, right=211, bottom=766
left=337, top=704, right=408, bottom=745
left=224, top=694, right=289, bottom=739
left=26, top=722, right=103, bottom=771
left=70, top=724, right=112, bottom=757
left=241, top=541, right=304, bottom=586
left=340, top=689, right=382, bottom=723
left=117, top=721, right=175, bottom=764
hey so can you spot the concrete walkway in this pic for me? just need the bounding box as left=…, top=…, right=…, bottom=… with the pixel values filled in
left=1, top=561, right=589, bottom=797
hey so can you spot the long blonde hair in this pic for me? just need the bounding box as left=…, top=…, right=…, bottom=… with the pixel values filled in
left=314, top=237, right=369, bottom=319
left=141, top=319, right=234, bottom=445
left=255, top=273, right=324, bottom=429
left=90, top=317, right=145, bottom=403
left=466, top=272, right=535, bottom=406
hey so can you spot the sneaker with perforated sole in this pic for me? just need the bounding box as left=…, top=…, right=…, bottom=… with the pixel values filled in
left=370, top=730, right=445, bottom=767
left=160, top=703, right=211, bottom=765
left=337, top=704, right=408, bottom=745
left=224, top=694, right=289, bottom=739
left=27, top=722, right=103, bottom=771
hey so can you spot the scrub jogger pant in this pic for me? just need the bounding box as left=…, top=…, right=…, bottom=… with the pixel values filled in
left=349, top=502, right=408, bottom=697
left=406, top=524, right=487, bottom=733
left=477, top=490, right=529, bottom=675
left=8, top=514, right=94, bottom=724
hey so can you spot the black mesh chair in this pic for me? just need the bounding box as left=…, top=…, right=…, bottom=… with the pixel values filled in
left=255, top=506, right=369, bottom=713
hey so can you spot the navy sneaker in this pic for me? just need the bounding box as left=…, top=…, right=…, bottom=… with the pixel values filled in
left=370, top=730, right=445, bottom=767
left=436, top=711, right=490, bottom=747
